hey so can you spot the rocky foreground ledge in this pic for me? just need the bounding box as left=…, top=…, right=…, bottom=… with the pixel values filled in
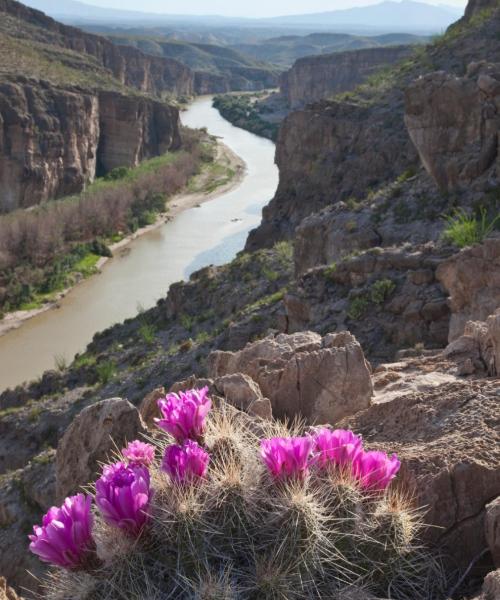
left=1, top=321, right=499, bottom=597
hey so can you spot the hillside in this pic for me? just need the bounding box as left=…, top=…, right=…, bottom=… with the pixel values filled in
left=103, top=34, right=280, bottom=93
left=233, top=31, right=429, bottom=68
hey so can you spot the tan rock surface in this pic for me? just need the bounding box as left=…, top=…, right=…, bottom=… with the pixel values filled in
left=437, top=239, right=500, bottom=342
left=139, top=387, right=166, bottom=429
left=0, top=577, right=21, bottom=600
left=341, top=355, right=500, bottom=568
left=56, top=398, right=146, bottom=501
left=209, top=331, right=373, bottom=424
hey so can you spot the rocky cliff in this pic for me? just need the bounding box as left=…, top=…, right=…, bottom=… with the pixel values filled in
left=0, top=0, right=189, bottom=211
left=0, top=79, right=181, bottom=212
left=247, top=1, right=500, bottom=250
left=280, top=45, right=414, bottom=109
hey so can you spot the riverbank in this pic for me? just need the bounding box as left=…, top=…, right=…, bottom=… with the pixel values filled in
left=0, top=141, right=246, bottom=339
left=212, top=91, right=284, bottom=141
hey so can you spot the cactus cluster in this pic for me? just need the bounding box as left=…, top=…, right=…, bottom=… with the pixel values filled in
left=33, top=391, right=447, bottom=600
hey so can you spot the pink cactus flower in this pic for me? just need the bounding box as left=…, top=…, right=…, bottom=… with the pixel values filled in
left=95, top=462, right=152, bottom=535
left=260, top=436, right=314, bottom=481
left=162, top=440, right=210, bottom=484
left=156, top=387, right=212, bottom=443
left=122, top=440, right=155, bottom=467
left=352, top=450, right=401, bottom=492
left=313, top=428, right=363, bottom=469
left=29, top=494, right=94, bottom=569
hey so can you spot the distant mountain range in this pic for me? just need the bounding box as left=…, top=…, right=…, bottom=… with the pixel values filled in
left=21, top=0, right=464, bottom=34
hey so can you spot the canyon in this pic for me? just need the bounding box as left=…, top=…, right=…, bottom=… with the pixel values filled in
left=1, top=0, right=500, bottom=597
left=0, top=0, right=281, bottom=213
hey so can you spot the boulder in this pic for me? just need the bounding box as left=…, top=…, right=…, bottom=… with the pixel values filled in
left=56, top=398, right=146, bottom=501
left=486, top=497, right=500, bottom=568
left=139, top=387, right=165, bottom=429
left=0, top=578, right=21, bottom=600
left=167, top=375, right=272, bottom=420
left=209, top=331, right=373, bottom=424
left=473, top=569, right=500, bottom=600
left=213, top=373, right=272, bottom=420
left=437, top=239, right=500, bottom=342
left=444, top=310, right=500, bottom=375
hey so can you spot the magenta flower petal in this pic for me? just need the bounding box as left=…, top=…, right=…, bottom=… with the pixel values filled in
left=95, top=462, right=152, bottom=536
left=28, top=494, right=94, bottom=569
left=155, top=387, right=212, bottom=442
left=162, top=440, right=210, bottom=484
left=352, top=450, right=401, bottom=491
left=313, top=428, right=363, bottom=470
left=261, top=436, right=314, bottom=481
left=122, top=440, right=155, bottom=467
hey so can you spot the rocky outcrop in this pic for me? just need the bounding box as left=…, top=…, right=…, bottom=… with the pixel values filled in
left=444, top=310, right=500, bottom=376
left=56, top=398, right=146, bottom=501
left=208, top=331, right=373, bottom=424
left=342, top=355, right=500, bottom=568
left=405, top=62, right=500, bottom=192
left=437, top=238, right=500, bottom=341
left=0, top=80, right=181, bottom=211
left=245, top=98, right=417, bottom=249
left=281, top=45, right=413, bottom=110
left=285, top=246, right=451, bottom=361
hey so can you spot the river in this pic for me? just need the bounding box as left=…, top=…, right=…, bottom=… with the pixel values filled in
left=0, top=97, right=278, bottom=392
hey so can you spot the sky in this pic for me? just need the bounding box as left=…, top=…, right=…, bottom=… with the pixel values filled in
left=80, top=0, right=468, bottom=18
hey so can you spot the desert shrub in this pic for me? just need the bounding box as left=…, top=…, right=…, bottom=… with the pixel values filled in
left=138, top=322, right=157, bottom=346
left=0, top=131, right=209, bottom=313
left=348, top=296, right=370, bottom=320
left=443, top=207, right=500, bottom=248
left=371, top=278, right=396, bottom=305
left=95, top=360, right=116, bottom=385
left=31, top=391, right=447, bottom=600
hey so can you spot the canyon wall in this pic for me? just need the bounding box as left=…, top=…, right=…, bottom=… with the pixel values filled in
left=0, top=79, right=181, bottom=212
left=245, top=96, right=417, bottom=249
left=0, top=0, right=194, bottom=98
left=280, top=45, right=414, bottom=109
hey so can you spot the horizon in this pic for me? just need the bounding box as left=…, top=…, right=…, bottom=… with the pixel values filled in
left=62, top=0, right=468, bottom=18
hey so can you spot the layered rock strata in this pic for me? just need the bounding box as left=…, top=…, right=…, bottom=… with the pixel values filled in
left=0, top=80, right=181, bottom=211
left=281, top=45, right=413, bottom=109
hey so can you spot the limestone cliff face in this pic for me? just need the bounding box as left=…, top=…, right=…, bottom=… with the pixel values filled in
left=405, top=62, right=500, bottom=192
left=0, top=79, right=100, bottom=212
left=0, top=0, right=194, bottom=98
left=97, top=91, right=181, bottom=174
left=281, top=46, right=413, bottom=109
left=245, top=98, right=417, bottom=249
left=0, top=79, right=181, bottom=212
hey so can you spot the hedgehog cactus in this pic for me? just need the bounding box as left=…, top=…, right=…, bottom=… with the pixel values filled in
left=33, top=389, right=447, bottom=600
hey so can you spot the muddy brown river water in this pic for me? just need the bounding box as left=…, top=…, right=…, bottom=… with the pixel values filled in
left=0, top=96, right=278, bottom=391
